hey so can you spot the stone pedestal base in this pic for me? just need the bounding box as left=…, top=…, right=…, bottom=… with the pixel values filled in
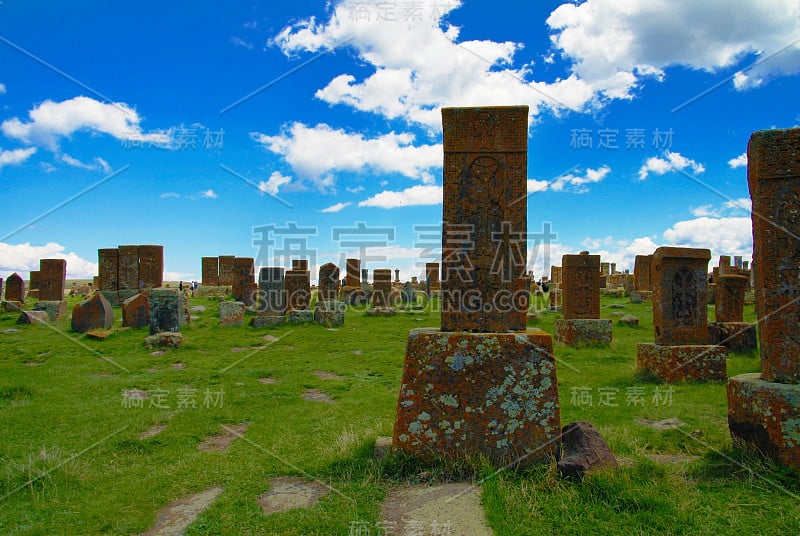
left=97, top=289, right=138, bottom=307
left=365, top=306, right=397, bottom=317
left=341, top=287, right=368, bottom=305
left=728, top=374, right=800, bottom=471
left=219, top=301, right=245, bottom=327
left=250, top=314, right=285, bottom=327
left=314, top=301, right=345, bottom=327
left=555, top=319, right=612, bottom=347
left=708, top=322, right=757, bottom=352
left=33, top=300, right=67, bottom=321
left=393, top=328, right=561, bottom=467
left=195, top=285, right=230, bottom=297
left=2, top=301, right=23, bottom=312
left=287, top=310, right=313, bottom=324
left=636, top=343, right=727, bottom=382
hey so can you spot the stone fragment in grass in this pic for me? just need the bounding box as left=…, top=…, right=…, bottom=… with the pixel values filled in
left=557, top=421, right=617, bottom=479
left=258, top=477, right=329, bottom=515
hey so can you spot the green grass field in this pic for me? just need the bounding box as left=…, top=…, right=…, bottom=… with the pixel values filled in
left=0, top=292, right=798, bottom=535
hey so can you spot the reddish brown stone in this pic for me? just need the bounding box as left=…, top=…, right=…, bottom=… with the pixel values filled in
left=558, top=421, right=618, bottom=479
left=728, top=374, right=800, bottom=470
left=28, top=270, right=40, bottom=290
left=555, top=319, right=612, bottom=347
left=201, top=257, right=219, bottom=286
left=440, top=106, right=528, bottom=332
left=5, top=272, right=25, bottom=302
left=600, top=262, right=610, bottom=276
left=634, top=255, right=652, bottom=292
left=549, top=287, right=562, bottom=311
left=371, top=269, right=393, bottom=308
left=242, top=282, right=258, bottom=307
left=550, top=266, right=562, bottom=286
left=292, top=259, right=309, bottom=271
left=562, top=253, right=600, bottom=320
left=636, top=343, right=726, bottom=382
left=285, top=270, right=310, bottom=311
left=219, top=301, right=245, bottom=327
left=715, top=274, right=748, bottom=323
left=138, top=245, right=164, bottom=288
left=318, top=262, right=340, bottom=302
left=71, top=293, right=114, bottom=333
left=218, top=255, right=235, bottom=286
left=122, top=293, right=150, bottom=329
left=345, top=258, right=361, bottom=288
left=118, top=245, right=139, bottom=290
left=33, top=300, right=67, bottom=321
left=98, top=248, right=119, bottom=291
left=747, top=128, right=800, bottom=383
left=232, top=257, right=255, bottom=302
left=708, top=322, right=757, bottom=352
left=651, top=247, right=711, bottom=345
left=393, top=328, right=560, bottom=466
left=38, top=259, right=66, bottom=301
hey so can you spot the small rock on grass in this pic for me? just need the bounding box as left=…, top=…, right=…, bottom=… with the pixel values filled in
left=557, top=421, right=617, bottom=480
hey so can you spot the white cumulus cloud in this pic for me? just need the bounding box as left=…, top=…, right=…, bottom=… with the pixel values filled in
left=638, top=151, right=705, bottom=180
left=0, top=241, right=98, bottom=279
left=258, top=171, right=293, bottom=195
left=728, top=152, right=748, bottom=169
left=359, top=184, right=443, bottom=208
left=663, top=216, right=753, bottom=257
left=0, top=147, right=36, bottom=170
left=59, top=153, right=112, bottom=173
left=550, top=166, right=611, bottom=193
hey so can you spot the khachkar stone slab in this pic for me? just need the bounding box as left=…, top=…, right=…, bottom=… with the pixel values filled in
left=651, top=247, right=711, bottom=345
left=345, top=258, right=361, bottom=288
left=636, top=343, right=727, bottom=382
left=634, top=255, right=652, bottom=292
left=33, top=300, right=67, bottom=321
left=555, top=252, right=611, bottom=347
left=393, top=328, right=561, bottom=467
left=38, top=259, right=67, bottom=301
left=232, top=257, right=255, bottom=303
left=318, top=263, right=340, bottom=302
left=600, top=262, right=610, bottom=276
left=367, top=269, right=396, bottom=316
left=425, top=262, right=440, bottom=291
left=550, top=266, right=562, bottom=287
left=122, top=293, right=150, bottom=329
left=98, top=248, right=119, bottom=291
left=292, top=259, right=309, bottom=271
left=118, top=245, right=139, bottom=290
left=258, top=267, right=286, bottom=316
left=285, top=269, right=311, bottom=311
left=726, top=128, right=800, bottom=471
left=138, top=245, right=164, bottom=288
left=29, top=270, right=40, bottom=291
left=440, top=106, right=528, bottom=332
left=314, top=300, right=345, bottom=327
left=218, top=255, right=235, bottom=286
left=287, top=310, right=314, bottom=323
left=708, top=322, right=757, bottom=352
left=5, top=272, right=25, bottom=303
left=71, top=293, right=114, bottom=333
left=219, top=301, right=245, bottom=327
left=549, top=287, right=562, bottom=311
left=149, top=288, right=186, bottom=334
left=710, top=274, right=756, bottom=351
left=201, top=257, right=219, bottom=286
left=555, top=320, right=612, bottom=348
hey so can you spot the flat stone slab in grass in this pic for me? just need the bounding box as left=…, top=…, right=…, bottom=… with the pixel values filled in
left=636, top=417, right=686, bottom=430
left=142, top=486, right=223, bottom=536
left=150, top=351, right=166, bottom=356
left=380, top=483, right=493, bottom=536
left=172, top=362, right=186, bottom=370
left=139, top=423, right=168, bottom=440
left=313, top=370, right=344, bottom=380
left=86, top=329, right=114, bottom=340
left=263, top=335, right=278, bottom=342
left=258, top=377, right=278, bottom=384
left=258, top=477, right=330, bottom=515
left=2, top=328, right=22, bottom=334
left=301, top=389, right=335, bottom=404
left=198, top=422, right=249, bottom=452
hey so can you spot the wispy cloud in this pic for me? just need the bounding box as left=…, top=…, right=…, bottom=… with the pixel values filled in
left=321, top=201, right=351, bottom=213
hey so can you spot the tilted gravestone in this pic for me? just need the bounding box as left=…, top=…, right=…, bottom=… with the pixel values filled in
left=71, top=293, right=114, bottom=333
left=5, top=273, right=25, bottom=303
left=122, top=293, right=150, bottom=329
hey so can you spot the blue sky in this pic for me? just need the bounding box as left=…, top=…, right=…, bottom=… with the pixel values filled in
left=1, top=0, right=799, bottom=282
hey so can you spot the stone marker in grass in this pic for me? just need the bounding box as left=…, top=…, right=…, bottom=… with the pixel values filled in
left=393, top=106, right=561, bottom=467
left=555, top=251, right=612, bottom=347
left=728, top=128, right=800, bottom=471
left=708, top=274, right=756, bottom=351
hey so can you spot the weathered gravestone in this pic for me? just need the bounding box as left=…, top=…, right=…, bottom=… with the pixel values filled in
left=38, top=259, right=66, bottom=301
left=633, top=254, right=653, bottom=301
left=5, top=272, right=25, bottom=303
left=286, top=268, right=312, bottom=323
left=138, top=245, right=164, bottom=289
left=550, top=265, right=562, bottom=287
left=709, top=274, right=756, bottom=351
left=218, top=255, right=235, bottom=286
left=98, top=248, right=119, bottom=291
left=219, top=301, right=245, bottom=327
left=291, top=259, right=309, bottom=272
left=366, top=269, right=396, bottom=316
left=149, top=289, right=186, bottom=334
left=425, top=262, right=440, bottom=292
left=118, top=245, right=140, bottom=290
left=400, top=282, right=416, bottom=305
left=728, top=128, right=800, bottom=470
left=314, top=263, right=344, bottom=327
left=232, top=257, right=255, bottom=304
left=33, top=300, right=67, bottom=322
left=555, top=252, right=611, bottom=347
left=636, top=247, right=726, bottom=382
left=71, top=293, right=114, bottom=332
left=201, top=257, right=220, bottom=286
left=252, top=267, right=285, bottom=326
left=27, top=270, right=40, bottom=299
left=549, top=287, right=562, bottom=311
left=345, top=258, right=361, bottom=288
left=393, top=106, right=560, bottom=467
left=122, top=293, right=150, bottom=329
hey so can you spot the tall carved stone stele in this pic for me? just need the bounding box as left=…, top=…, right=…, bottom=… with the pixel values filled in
left=636, top=247, right=727, bottom=382
left=709, top=274, right=757, bottom=352
left=393, top=106, right=561, bottom=467
left=555, top=252, right=611, bottom=347
left=728, top=128, right=800, bottom=470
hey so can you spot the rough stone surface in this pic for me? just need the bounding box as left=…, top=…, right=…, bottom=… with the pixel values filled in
left=71, top=293, right=114, bottom=332
left=138, top=245, right=164, bottom=289
left=122, top=293, right=150, bottom=329
left=549, top=287, right=562, bottom=311
left=145, top=332, right=183, bottom=348
left=258, top=477, right=329, bottom=516
left=142, top=486, right=223, bottom=536
left=562, top=253, right=601, bottom=320
left=715, top=274, right=748, bottom=323
left=364, top=306, right=397, bottom=317
left=634, top=254, right=653, bottom=292
left=380, top=483, right=493, bottom=536
left=33, top=300, right=67, bottom=321
left=708, top=322, right=757, bottom=352
left=728, top=373, right=800, bottom=470
left=5, top=272, right=25, bottom=303
left=618, top=314, right=640, bottom=327
left=201, top=256, right=219, bottom=286
left=313, top=301, right=345, bottom=327
left=250, top=314, right=285, bottom=327
left=747, top=128, right=800, bottom=383
left=318, top=263, right=340, bottom=302
left=285, top=269, right=311, bottom=311
left=287, top=309, right=313, bottom=324
left=555, top=319, right=612, bottom=347
left=440, top=106, right=528, bottom=332
left=425, top=262, right=440, bottom=291
left=118, top=245, right=139, bottom=290
left=400, top=282, right=416, bottom=304
left=258, top=267, right=286, bottom=315
left=558, top=421, right=618, bottom=479
left=232, top=257, right=255, bottom=303
left=651, top=246, right=711, bottom=345
left=218, top=255, right=235, bottom=286
left=17, top=310, right=49, bottom=324
left=393, top=328, right=560, bottom=466
left=371, top=269, right=393, bottom=309
left=98, top=248, right=119, bottom=291
left=345, top=258, right=361, bottom=288
left=219, top=301, right=245, bottom=327
left=636, top=343, right=727, bottom=382
left=38, top=259, right=66, bottom=301
left=149, top=289, right=185, bottom=334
